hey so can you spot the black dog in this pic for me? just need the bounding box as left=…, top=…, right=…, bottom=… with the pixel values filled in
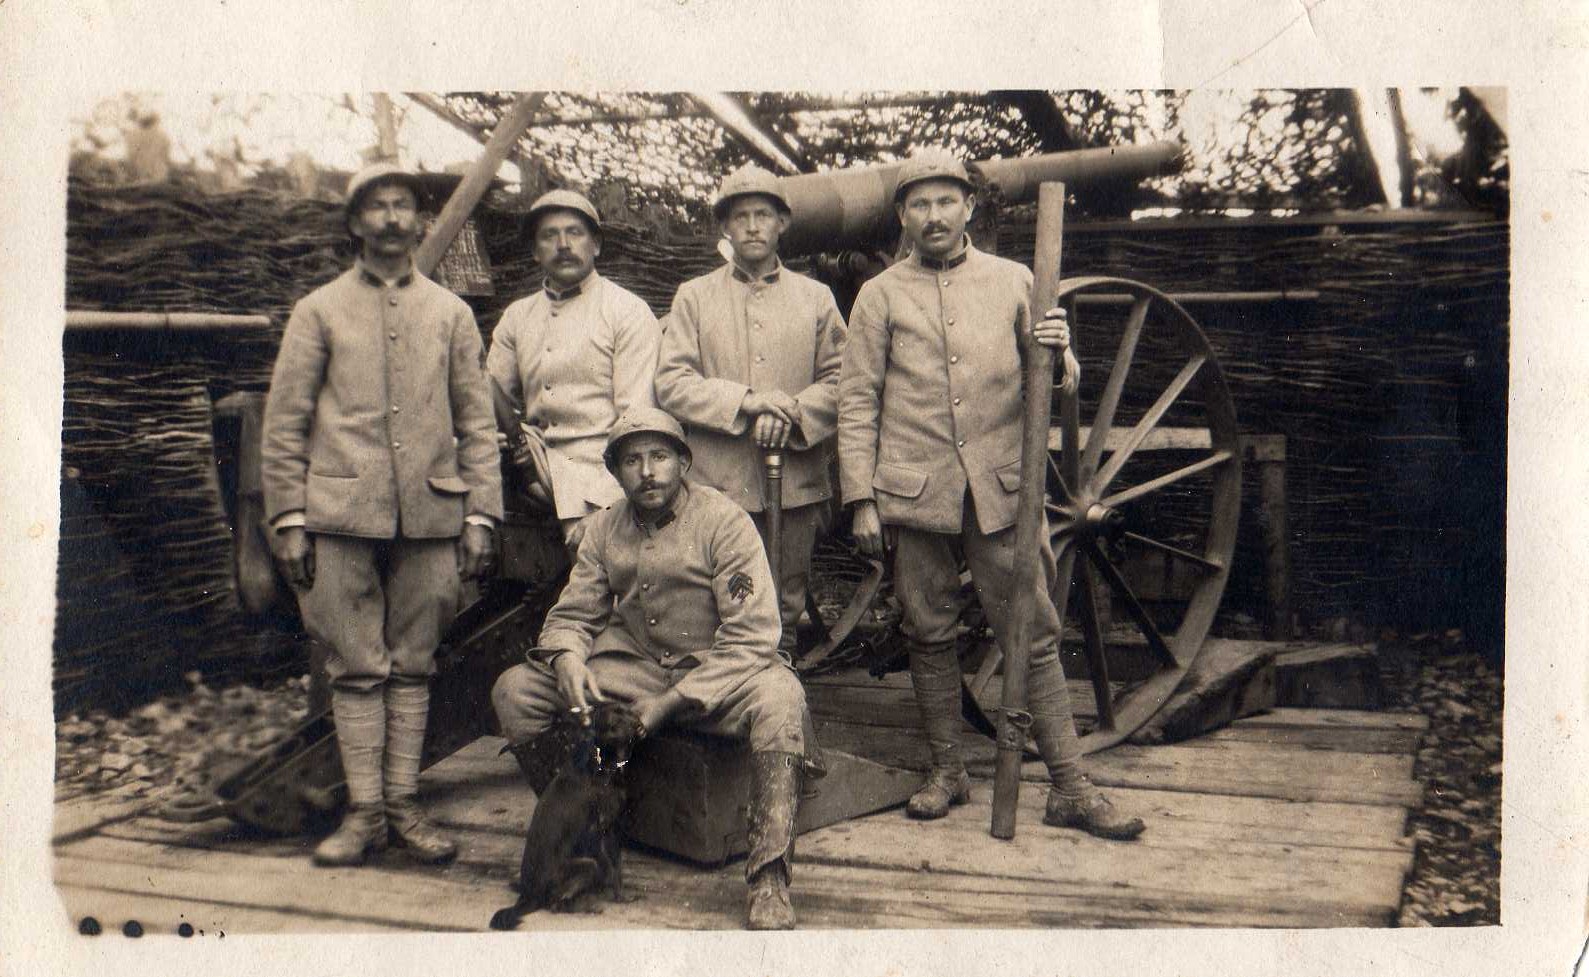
left=489, top=701, right=644, bottom=930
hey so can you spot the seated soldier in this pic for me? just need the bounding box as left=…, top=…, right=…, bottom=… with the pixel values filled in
left=491, top=406, right=811, bottom=930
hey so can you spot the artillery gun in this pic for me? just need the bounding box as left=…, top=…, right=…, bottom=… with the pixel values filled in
left=162, top=141, right=1243, bottom=837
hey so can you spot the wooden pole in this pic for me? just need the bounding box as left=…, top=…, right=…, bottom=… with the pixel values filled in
left=65, top=311, right=273, bottom=332
left=990, top=182, right=1067, bottom=840
left=371, top=93, right=400, bottom=163
left=414, top=92, right=546, bottom=278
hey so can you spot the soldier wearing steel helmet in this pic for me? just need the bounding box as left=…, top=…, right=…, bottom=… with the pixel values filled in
left=837, top=150, right=1145, bottom=840
left=486, top=189, right=661, bottom=551
left=261, top=163, right=503, bottom=867
left=491, top=406, right=814, bottom=929
left=655, top=163, right=848, bottom=656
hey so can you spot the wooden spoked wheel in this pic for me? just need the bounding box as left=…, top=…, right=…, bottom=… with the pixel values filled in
left=965, top=276, right=1242, bottom=754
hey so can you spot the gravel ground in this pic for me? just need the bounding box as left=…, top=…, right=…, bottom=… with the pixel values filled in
left=55, top=634, right=1503, bottom=927
left=55, top=671, right=311, bottom=809
left=1377, top=632, right=1503, bottom=926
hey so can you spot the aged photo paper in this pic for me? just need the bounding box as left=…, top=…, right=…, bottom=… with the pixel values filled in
left=2, top=1, right=1585, bottom=974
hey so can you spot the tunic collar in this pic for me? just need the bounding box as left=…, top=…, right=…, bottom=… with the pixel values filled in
left=913, top=236, right=972, bottom=271
left=730, top=260, right=782, bottom=285
left=631, top=481, right=688, bottom=535
left=544, top=270, right=598, bottom=303
left=356, top=257, right=416, bottom=288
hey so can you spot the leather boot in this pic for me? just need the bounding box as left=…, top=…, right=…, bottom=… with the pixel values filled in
left=314, top=688, right=387, bottom=867
left=1029, top=653, right=1144, bottom=841
left=905, top=640, right=971, bottom=820
left=745, top=751, right=801, bottom=930
left=1044, top=778, right=1146, bottom=840
left=383, top=681, right=456, bottom=863
left=312, top=804, right=388, bottom=866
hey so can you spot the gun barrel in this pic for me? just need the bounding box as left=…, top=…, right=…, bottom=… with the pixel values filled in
left=775, top=141, right=1183, bottom=255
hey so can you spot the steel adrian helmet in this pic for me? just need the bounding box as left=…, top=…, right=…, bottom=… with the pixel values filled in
left=712, top=164, right=792, bottom=221
left=526, top=189, right=602, bottom=236
left=892, top=150, right=975, bottom=203
left=603, top=407, right=692, bottom=472
left=344, top=162, right=426, bottom=216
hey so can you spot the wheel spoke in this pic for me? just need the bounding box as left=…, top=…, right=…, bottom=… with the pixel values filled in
left=1046, top=452, right=1073, bottom=504
left=1083, top=542, right=1179, bottom=671
left=1094, top=353, right=1207, bottom=493
left=1102, top=450, right=1233, bottom=510
left=1075, top=557, right=1117, bottom=730
left=1121, top=531, right=1225, bottom=573
left=1082, top=295, right=1149, bottom=480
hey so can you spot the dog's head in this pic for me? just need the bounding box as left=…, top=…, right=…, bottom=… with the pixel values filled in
left=585, top=701, right=643, bottom=769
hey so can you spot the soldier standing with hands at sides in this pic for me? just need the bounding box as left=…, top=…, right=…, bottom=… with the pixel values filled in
left=262, top=163, right=503, bottom=867
left=838, top=150, right=1145, bottom=840
left=491, top=408, right=814, bottom=930
left=486, top=189, right=661, bottom=553
left=656, top=163, right=848, bottom=656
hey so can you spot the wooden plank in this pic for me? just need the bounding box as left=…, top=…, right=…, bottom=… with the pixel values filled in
left=53, top=882, right=404, bottom=934
left=1234, top=708, right=1427, bottom=732
left=52, top=792, right=157, bottom=845
left=54, top=838, right=501, bottom=932
left=814, top=720, right=1424, bottom=806
left=798, top=790, right=1409, bottom=920
left=1191, top=723, right=1422, bottom=755
left=66, top=800, right=1405, bottom=932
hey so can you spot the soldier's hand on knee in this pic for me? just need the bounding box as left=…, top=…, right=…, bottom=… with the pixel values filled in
left=553, top=654, right=605, bottom=711
left=271, top=526, right=315, bottom=590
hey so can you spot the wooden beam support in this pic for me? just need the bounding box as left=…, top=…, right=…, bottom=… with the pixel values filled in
left=403, top=92, right=539, bottom=170
left=371, top=93, right=400, bottom=163
left=687, top=92, right=803, bottom=175
left=414, top=92, right=546, bottom=278
left=65, top=311, right=273, bottom=332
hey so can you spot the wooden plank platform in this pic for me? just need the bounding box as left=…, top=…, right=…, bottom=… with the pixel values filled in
left=52, top=667, right=1425, bottom=932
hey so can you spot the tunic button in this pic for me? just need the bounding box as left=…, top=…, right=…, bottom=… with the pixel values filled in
left=756, top=355, right=764, bottom=363
left=550, top=310, right=559, bottom=318
left=391, top=405, right=400, bottom=413
left=947, top=318, right=955, bottom=326
left=388, top=297, right=399, bottom=306
left=949, top=355, right=959, bottom=364
left=642, top=583, right=651, bottom=590
left=392, top=441, right=402, bottom=449
left=544, top=383, right=552, bottom=391
left=957, top=439, right=966, bottom=447
left=388, top=332, right=398, bottom=340
left=941, top=279, right=950, bottom=287
left=953, top=397, right=962, bottom=406
left=648, top=617, right=658, bottom=626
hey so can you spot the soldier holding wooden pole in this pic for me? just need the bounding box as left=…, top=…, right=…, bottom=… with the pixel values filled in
left=837, top=151, right=1144, bottom=840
